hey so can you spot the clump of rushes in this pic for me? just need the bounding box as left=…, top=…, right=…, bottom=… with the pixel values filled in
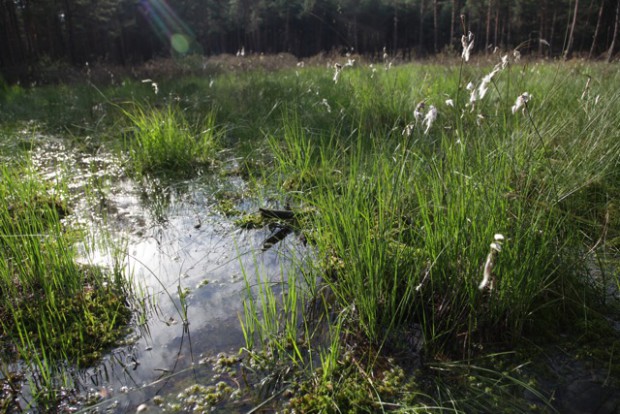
left=0, top=162, right=130, bottom=408
left=253, top=60, right=620, bottom=411
left=122, top=103, right=220, bottom=178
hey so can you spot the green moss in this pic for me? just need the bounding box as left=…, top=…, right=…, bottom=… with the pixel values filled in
left=215, top=197, right=241, bottom=217
left=1, top=265, right=132, bottom=367
left=234, top=212, right=264, bottom=229
left=150, top=353, right=242, bottom=413
left=281, top=362, right=423, bottom=413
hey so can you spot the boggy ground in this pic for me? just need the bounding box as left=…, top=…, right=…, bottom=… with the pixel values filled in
left=1, top=53, right=620, bottom=412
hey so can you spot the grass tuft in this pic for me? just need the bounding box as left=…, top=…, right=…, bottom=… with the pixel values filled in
left=122, top=103, right=221, bottom=178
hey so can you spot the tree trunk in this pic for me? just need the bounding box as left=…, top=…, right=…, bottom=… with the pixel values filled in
left=550, top=7, right=557, bottom=55
left=538, top=0, right=546, bottom=56
left=393, top=3, right=398, bottom=52
left=0, top=0, right=25, bottom=66
left=433, top=0, right=438, bottom=52
left=22, top=0, right=36, bottom=63
left=578, top=0, right=596, bottom=51
left=450, top=0, right=457, bottom=47
left=485, top=0, right=492, bottom=53
left=353, top=13, right=358, bottom=52
left=607, top=0, right=620, bottom=61
left=63, top=0, right=77, bottom=64
left=418, top=0, right=425, bottom=51
left=563, top=0, right=579, bottom=59
left=284, top=7, right=290, bottom=52
left=506, top=1, right=511, bottom=47
left=589, top=0, right=604, bottom=59
left=494, top=6, right=499, bottom=48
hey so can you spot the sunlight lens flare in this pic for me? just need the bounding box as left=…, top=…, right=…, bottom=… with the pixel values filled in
left=140, top=0, right=199, bottom=56
left=171, top=33, right=190, bottom=54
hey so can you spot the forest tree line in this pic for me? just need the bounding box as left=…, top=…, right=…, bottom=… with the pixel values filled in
left=1, top=0, right=620, bottom=82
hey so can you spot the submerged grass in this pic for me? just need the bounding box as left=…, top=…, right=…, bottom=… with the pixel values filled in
left=0, top=160, right=131, bottom=409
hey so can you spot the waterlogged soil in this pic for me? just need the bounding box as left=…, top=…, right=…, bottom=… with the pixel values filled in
left=6, top=138, right=305, bottom=412
left=4, top=136, right=620, bottom=413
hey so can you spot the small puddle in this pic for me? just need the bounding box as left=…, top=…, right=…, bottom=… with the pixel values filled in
left=11, top=139, right=305, bottom=412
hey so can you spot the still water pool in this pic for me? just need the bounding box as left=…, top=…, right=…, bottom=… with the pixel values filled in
left=19, top=140, right=303, bottom=412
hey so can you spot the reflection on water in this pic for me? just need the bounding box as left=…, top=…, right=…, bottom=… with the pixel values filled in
left=24, top=141, right=304, bottom=412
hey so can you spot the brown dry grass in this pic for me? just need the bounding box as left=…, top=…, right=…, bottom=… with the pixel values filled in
left=25, top=48, right=554, bottom=86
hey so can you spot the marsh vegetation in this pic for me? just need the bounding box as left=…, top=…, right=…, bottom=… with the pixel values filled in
left=1, top=54, right=619, bottom=413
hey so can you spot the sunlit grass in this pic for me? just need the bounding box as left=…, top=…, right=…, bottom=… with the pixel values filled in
left=0, top=161, right=131, bottom=409
left=122, top=103, right=221, bottom=178
left=0, top=57, right=619, bottom=412
left=238, top=60, right=620, bottom=411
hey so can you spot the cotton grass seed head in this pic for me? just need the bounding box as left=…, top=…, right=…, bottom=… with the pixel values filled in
left=469, top=89, right=478, bottom=108
left=501, top=54, right=509, bottom=69
left=478, top=66, right=500, bottom=100
left=142, top=79, right=158, bottom=94
left=511, top=92, right=531, bottom=114
left=414, top=101, right=426, bottom=123
left=333, top=63, right=342, bottom=83
left=321, top=98, right=332, bottom=113
left=479, top=234, right=505, bottom=291
left=461, top=31, right=475, bottom=62
left=479, top=252, right=494, bottom=290
left=423, top=105, right=437, bottom=134
left=402, top=123, right=414, bottom=137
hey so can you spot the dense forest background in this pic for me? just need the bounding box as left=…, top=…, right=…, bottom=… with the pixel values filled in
left=2, top=0, right=620, bottom=82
